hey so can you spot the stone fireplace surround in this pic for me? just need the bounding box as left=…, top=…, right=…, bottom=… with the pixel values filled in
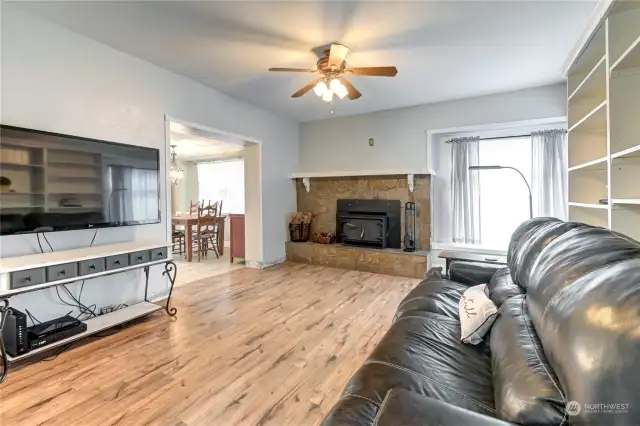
left=286, top=173, right=431, bottom=279
left=295, top=174, right=430, bottom=249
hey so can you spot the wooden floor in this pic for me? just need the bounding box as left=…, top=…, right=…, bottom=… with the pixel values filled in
left=0, top=263, right=419, bottom=426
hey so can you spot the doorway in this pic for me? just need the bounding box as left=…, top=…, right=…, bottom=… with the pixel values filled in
left=167, top=119, right=257, bottom=284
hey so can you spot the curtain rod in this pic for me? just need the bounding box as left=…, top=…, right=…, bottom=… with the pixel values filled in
left=445, top=129, right=567, bottom=143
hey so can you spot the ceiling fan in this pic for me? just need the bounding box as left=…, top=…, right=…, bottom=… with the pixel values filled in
left=269, top=44, right=398, bottom=102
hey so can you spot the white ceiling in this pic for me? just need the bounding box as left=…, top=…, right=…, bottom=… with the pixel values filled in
left=14, top=1, right=596, bottom=121
left=170, top=122, right=244, bottom=161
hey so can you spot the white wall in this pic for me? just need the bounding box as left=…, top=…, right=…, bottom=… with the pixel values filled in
left=299, top=84, right=567, bottom=269
left=172, top=160, right=198, bottom=214
left=0, top=7, right=298, bottom=320
left=299, top=84, right=567, bottom=172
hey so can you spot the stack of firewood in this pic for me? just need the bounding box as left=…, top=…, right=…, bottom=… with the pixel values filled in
left=289, top=212, right=312, bottom=242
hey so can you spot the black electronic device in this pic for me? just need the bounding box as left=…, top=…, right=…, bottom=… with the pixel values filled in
left=0, top=124, right=161, bottom=235
left=27, top=315, right=87, bottom=350
left=1, top=308, right=29, bottom=357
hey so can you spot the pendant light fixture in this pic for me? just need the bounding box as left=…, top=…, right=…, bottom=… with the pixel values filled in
left=169, top=145, right=184, bottom=186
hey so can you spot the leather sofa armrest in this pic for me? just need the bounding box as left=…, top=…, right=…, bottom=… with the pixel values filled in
left=375, top=389, right=512, bottom=426
left=449, top=261, right=503, bottom=287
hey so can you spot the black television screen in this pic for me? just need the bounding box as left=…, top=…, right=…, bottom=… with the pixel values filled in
left=0, top=125, right=161, bottom=235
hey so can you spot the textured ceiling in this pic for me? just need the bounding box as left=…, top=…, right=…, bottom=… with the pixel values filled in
left=14, top=1, right=595, bottom=121
left=170, top=123, right=243, bottom=161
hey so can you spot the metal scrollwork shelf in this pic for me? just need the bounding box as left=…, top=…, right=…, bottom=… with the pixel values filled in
left=0, top=257, right=178, bottom=384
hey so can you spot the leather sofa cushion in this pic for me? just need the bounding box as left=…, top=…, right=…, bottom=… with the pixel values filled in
left=526, top=226, right=640, bottom=425
left=343, top=314, right=495, bottom=415
left=487, top=267, right=523, bottom=307
left=374, top=389, right=511, bottom=426
left=320, top=394, right=378, bottom=426
left=507, top=217, right=560, bottom=284
left=514, top=221, right=587, bottom=289
left=490, top=295, right=565, bottom=425
left=395, top=279, right=467, bottom=321
left=508, top=218, right=585, bottom=288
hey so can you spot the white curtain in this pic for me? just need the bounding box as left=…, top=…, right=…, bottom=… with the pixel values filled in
left=531, top=130, right=568, bottom=219
left=450, top=137, right=481, bottom=244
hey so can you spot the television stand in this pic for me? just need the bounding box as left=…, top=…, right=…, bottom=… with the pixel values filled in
left=0, top=241, right=178, bottom=384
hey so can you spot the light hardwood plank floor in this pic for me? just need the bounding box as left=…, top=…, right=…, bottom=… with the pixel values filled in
left=0, top=263, right=419, bottom=426
left=173, top=251, right=245, bottom=287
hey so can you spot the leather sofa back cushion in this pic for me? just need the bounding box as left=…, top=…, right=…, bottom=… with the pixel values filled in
left=487, top=268, right=523, bottom=307
left=507, top=218, right=585, bottom=288
left=526, top=227, right=640, bottom=425
left=507, top=217, right=559, bottom=283
left=490, top=295, right=565, bottom=425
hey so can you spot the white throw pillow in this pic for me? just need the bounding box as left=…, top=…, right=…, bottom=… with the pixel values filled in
left=459, top=284, right=498, bottom=345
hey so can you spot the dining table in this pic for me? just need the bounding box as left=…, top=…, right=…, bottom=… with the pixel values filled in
left=171, top=214, right=227, bottom=262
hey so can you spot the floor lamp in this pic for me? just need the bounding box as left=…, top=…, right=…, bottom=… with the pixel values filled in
left=469, top=165, right=533, bottom=219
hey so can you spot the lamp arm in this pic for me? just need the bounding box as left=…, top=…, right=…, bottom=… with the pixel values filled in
left=501, top=166, right=533, bottom=218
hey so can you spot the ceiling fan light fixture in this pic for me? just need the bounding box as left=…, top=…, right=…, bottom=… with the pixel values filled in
left=330, top=78, right=348, bottom=99
left=314, top=81, right=328, bottom=97
left=322, top=88, right=334, bottom=103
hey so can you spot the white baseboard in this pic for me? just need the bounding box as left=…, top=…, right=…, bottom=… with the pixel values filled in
left=247, top=256, right=286, bottom=269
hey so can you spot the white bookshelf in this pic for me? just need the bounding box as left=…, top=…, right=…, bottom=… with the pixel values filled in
left=567, top=0, right=640, bottom=239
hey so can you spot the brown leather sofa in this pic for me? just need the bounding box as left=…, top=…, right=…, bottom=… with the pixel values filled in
left=321, top=218, right=640, bottom=426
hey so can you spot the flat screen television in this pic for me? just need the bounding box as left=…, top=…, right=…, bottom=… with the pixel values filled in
left=0, top=125, right=161, bottom=235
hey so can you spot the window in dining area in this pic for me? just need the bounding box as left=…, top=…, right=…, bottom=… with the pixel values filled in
left=197, top=158, right=245, bottom=214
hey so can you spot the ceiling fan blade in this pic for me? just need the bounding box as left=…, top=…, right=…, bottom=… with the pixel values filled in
left=344, top=66, right=398, bottom=77
left=339, top=78, right=361, bottom=100
left=292, top=78, right=322, bottom=98
left=328, top=44, right=350, bottom=69
left=269, top=67, right=318, bottom=73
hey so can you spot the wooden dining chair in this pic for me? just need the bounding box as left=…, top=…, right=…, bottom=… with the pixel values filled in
left=190, top=200, right=202, bottom=216
left=194, top=201, right=219, bottom=261
left=171, top=224, right=185, bottom=255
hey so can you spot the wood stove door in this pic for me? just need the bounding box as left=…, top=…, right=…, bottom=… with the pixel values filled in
left=340, top=215, right=387, bottom=248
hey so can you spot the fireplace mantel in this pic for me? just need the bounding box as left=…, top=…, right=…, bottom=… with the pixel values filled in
left=290, top=168, right=434, bottom=193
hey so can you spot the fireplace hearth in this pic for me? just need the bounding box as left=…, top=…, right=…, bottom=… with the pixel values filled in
left=336, top=199, right=401, bottom=249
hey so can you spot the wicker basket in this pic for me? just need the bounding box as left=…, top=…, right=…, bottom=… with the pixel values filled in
left=289, top=223, right=311, bottom=242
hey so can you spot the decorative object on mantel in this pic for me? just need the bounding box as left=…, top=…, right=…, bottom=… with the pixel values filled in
left=290, top=169, right=434, bottom=193
left=403, top=202, right=416, bottom=252
left=312, top=232, right=336, bottom=244
left=169, top=145, right=185, bottom=186
left=289, top=212, right=313, bottom=242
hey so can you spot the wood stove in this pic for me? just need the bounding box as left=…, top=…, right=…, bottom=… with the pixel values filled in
left=336, top=199, right=401, bottom=249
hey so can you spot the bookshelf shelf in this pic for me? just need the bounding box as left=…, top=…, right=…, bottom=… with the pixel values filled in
left=567, top=2, right=640, bottom=236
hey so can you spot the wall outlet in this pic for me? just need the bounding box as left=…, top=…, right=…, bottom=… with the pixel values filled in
left=368, top=138, right=374, bottom=146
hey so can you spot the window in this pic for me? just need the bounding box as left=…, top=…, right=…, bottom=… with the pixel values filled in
left=477, top=136, right=532, bottom=250
left=197, top=159, right=244, bottom=214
